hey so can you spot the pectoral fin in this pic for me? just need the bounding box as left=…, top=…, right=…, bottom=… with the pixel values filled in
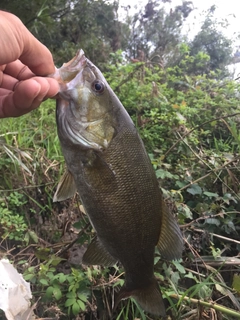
left=82, top=237, right=117, bottom=266
left=83, top=151, right=118, bottom=191
left=157, top=199, right=183, bottom=260
left=53, top=170, right=77, bottom=202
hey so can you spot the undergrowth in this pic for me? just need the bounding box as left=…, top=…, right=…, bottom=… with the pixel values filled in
left=0, top=50, right=240, bottom=319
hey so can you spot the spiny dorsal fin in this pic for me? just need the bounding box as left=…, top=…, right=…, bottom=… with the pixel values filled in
left=82, top=237, right=117, bottom=266
left=157, top=199, right=183, bottom=260
left=53, top=170, right=77, bottom=202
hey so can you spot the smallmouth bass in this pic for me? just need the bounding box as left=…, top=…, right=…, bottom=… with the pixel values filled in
left=51, top=50, right=183, bottom=316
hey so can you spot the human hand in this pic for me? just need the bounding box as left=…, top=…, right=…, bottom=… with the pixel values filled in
left=0, top=11, right=59, bottom=118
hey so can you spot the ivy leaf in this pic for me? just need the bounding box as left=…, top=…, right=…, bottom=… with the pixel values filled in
left=187, top=184, right=202, bottom=195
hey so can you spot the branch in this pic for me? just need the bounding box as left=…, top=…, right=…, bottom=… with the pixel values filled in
left=170, top=294, right=240, bottom=318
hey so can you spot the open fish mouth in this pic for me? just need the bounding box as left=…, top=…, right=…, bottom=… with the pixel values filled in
left=49, top=50, right=87, bottom=85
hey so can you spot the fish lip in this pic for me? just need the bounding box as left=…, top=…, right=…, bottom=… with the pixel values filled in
left=62, top=49, right=87, bottom=71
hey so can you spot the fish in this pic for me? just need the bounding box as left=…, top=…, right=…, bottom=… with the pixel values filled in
left=51, top=50, right=183, bottom=316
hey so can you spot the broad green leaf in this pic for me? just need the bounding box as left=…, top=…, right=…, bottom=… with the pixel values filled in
left=187, top=184, right=202, bottom=195
left=65, top=298, right=76, bottom=307
left=59, top=273, right=67, bottom=283
left=53, top=287, right=62, bottom=300
left=77, top=293, right=88, bottom=302
left=77, top=299, right=86, bottom=311
left=39, top=278, right=49, bottom=286
left=66, top=291, right=76, bottom=299
left=72, top=301, right=81, bottom=316
left=45, top=286, right=54, bottom=299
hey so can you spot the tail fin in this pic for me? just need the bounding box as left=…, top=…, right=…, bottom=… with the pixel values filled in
left=115, top=279, right=166, bottom=316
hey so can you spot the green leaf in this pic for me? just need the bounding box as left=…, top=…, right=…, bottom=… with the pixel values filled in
left=39, top=278, right=49, bottom=286
left=232, top=274, right=240, bottom=293
left=72, top=301, right=81, bottom=316
left=53, top=287, right=62, bottom=300
left=171, top=271, right=180, bottom=285
left=73, top=221, right=83, bottom=229
left=24, top=273, right=35, bottom=281
left=113, top=279, right=124, bottom=287
left=66, top=291, right=76, bottom=299
left=184, top=272, right=198, bottom=282
left=198, top=284, right=212, bottom=300
left=49, top=255, right=65, bottom=267
left=203, top=191, right=218, bottom=198
left=155, top=169, right=175, bottom=179
left=205, top=218, right=220, bottom=226
left=77, top=299, right=86, bottom=311
left=28, top=230, right=39, bottom=243
left=65, top=298, right=76, bottom=307
left=154, top=256, right=161, bottom=265
left=187, top=184, right=202, bottom=195
left=59, top=273, right=67, bottom=283
left=77, top=293, right=88, bottom=302
left=45, top=286, right=54, bottom=299
left=172, top=260, right=185, bottom=274
left=211, top=120, right=217, bottom=127
left=24, top=231, right=30, bottom=244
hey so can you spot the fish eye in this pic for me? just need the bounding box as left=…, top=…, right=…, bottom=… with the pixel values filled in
left=92, top=80, right=105, bottom=94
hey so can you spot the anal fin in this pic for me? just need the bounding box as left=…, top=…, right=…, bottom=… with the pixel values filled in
left=53, top=170, right=77, bottom=202
left=82, top=237, right=117, bottom=266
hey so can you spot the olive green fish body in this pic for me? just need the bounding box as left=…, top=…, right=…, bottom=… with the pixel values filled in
left=52, top=50, right=183, bottom=316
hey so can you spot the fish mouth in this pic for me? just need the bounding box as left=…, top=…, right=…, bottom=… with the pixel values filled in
left=61, top=50, right=87, bottom=79
left=49, top=49, right=88, bottom=84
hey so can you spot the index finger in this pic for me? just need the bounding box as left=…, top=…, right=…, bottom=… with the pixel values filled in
left=19, top=34, right=55, bottom=76
left=0, top=11, right=55, bottom=76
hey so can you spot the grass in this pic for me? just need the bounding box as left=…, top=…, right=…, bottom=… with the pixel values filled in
left=0, top=98, right=240, bottom=319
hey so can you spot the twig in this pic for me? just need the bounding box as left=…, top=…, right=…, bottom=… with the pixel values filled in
left=113, top=63, right=144, bottom=93
left=178, top=159, right=236, bottom=192
left=0, top=182, right=54, bottom=192
left=94, top=272, right=125, bottom=288
left=193, top=228, right=240, bottom=246
left=170, top=294, right=240, bottom=318
left=181, top=212, right=227, bottom=228
left=164, top=112, right=240, bottom=158
left=176, top=131, right=240, bottom=201
left=211, top=233, right=240, bottom=245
